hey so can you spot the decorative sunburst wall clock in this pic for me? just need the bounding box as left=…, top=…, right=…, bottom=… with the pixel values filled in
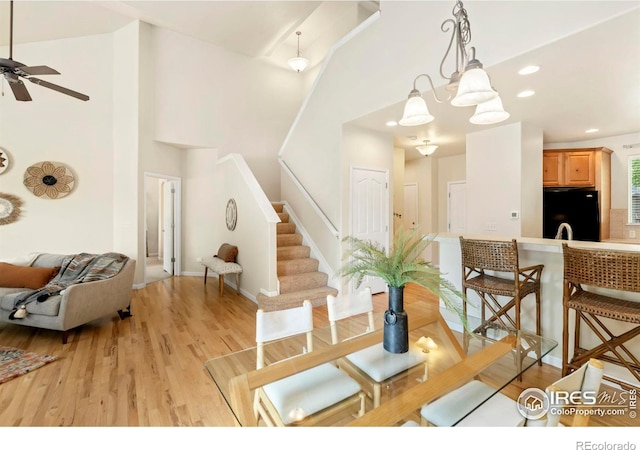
left=0, top=192, right=22, bottom=225
left=23, top=161, right=76, bottom=199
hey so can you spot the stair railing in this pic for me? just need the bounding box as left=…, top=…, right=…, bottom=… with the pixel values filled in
left=279, top=158, right=339, bottom=238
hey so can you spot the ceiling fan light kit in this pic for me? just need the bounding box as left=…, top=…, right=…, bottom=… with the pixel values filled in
left=399, top=0, right=507, bottom=127
left=0, top=1, right=89, bottom=102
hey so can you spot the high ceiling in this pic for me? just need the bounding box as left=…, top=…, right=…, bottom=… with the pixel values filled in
left=0, top=1, right=638, bottom=161
left=0, top=1, right=379, bottom=71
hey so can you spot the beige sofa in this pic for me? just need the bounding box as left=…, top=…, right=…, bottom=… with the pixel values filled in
left=0, top=253, right=136, bottom=344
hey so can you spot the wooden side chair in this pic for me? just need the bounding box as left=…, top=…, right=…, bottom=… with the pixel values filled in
left=253, top=300, right=365, bottom=426
left=326, top=287, right=427, bottom=408
left=562, top=243, right=640, bottom=390
left=419, top=358, right=604, bottom=427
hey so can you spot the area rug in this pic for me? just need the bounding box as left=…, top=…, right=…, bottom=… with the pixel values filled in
left=0, top=346, right=58, bottom=385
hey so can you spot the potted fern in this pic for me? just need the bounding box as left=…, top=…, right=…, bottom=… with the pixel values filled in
left=337, top=226, right=467, bottom=354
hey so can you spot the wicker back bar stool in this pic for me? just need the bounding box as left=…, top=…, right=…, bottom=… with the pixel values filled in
left=562, top=243, right=640, bottom=390
left=459, top=237, right=544, bottom=375
left=460, top=237, right=544, bottom=335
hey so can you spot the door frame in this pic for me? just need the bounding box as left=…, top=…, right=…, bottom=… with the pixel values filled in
left=144, top=172, right=182, bottom=283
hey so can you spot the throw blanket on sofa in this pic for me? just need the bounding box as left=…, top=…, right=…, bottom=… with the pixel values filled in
left=11, top=252, right=129, bottom=313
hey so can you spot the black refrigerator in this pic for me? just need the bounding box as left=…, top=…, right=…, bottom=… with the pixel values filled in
left=543, top=188, right=600, bottom=242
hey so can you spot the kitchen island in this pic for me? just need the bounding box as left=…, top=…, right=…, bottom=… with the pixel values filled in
left=435, top=232, right=640, bottom=389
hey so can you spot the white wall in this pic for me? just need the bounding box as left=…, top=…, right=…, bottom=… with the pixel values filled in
left=182, top=147, right=218, bottom=275
left=151, top=26, right=303, bottom=201
left=466, top=122, right=542, bottom=236
left=521, top=123, right=544, bottom=238
left=437, top=154, right=466, bottom=233
left=405, top=156, right=436, bottom=262
left=0, top=33, right=115, bottom=258
left=213, top=154, right=280, bottom=299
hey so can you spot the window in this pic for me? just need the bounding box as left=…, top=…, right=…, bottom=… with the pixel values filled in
left=630, top=156, right=640, bottom=224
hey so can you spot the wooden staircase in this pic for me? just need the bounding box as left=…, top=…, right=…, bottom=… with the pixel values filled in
left=256, top=203, right=338, bottom=311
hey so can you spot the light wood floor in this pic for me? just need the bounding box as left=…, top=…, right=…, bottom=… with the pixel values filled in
left=0, top=277, right=636, bottom=426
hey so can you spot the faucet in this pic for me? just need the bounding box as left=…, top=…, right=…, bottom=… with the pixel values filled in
left=555, top=222, right=573, bottom=240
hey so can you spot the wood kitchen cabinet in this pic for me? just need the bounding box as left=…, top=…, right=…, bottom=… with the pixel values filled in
left=542, top=147, right=613, bottom=240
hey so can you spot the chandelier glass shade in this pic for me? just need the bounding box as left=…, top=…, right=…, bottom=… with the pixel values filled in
left=399, top=89, right=434, bottom=126
left=399, top=1, right=508, bottom=126
left=469, top=95, right=510, bottom=125
left=450, top=66, right=497, bottom=107
left=288, top=31, right=309, bottom=72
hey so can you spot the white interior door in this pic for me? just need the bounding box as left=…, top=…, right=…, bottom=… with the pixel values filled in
left=351, top=167, right=389, bottom=294
left=448, top=181, right=467, bottom=233
left=162, top=180, right=175, bottom=275
left=403, top=183, right=418, bottom=230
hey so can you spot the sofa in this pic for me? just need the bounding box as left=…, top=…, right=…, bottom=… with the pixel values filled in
left=0, top=253, right=136, bottom=344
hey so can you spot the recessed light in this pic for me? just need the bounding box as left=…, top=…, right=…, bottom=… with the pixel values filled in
left=385, top=121, right=398, bottom=127
left=585, top=128, right=599, bottom=133
left=517, top=90, right=535, bottom=98
left=518, top=65, right=540, bottom=75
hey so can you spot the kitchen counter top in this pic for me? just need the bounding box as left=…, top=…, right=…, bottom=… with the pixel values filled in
left=434, top=232, right=640, bottom=253
left=435, top=231, right=640, bottom=387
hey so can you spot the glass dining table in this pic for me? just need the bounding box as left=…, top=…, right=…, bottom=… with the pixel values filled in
left=204, top=300, right=557, bottom=427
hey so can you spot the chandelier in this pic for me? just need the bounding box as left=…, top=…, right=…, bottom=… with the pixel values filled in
left=399, top=1, right=509, bottom=127
left=416, top=140, right=438, bottom=156
left=288, top=31, right=309, bottom=73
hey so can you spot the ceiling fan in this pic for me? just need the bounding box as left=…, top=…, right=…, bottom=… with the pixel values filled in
left=0, top=1, right=89, bottom=102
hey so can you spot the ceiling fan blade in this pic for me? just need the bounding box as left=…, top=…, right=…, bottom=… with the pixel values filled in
left=5, top=74, right=31, bottom=102
left=27, top=77, right=89, bottom=101
left=19, top=65, right=60, bottom=76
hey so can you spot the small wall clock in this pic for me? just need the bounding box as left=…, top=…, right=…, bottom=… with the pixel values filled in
left=226, top=198, right=237, bottom=231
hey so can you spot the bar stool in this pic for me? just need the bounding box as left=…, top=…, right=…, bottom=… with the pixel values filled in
left=562, top=243, right=640, bottom=390
left=460, top=237, right=543, bottom=335
left=459, top=237, right=544, bottom=371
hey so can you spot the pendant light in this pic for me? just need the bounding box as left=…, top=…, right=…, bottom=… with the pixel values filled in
left=416, top=140, right=438, bottom=156
left=398, top=1, right=508, bottom=126
left=288, top=31, right=309, bottom=73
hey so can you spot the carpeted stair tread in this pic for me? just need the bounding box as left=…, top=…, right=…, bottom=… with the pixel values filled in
left=279, top=272, right=329, bottom=294
left=267, top=202, right=335, bottom=311
left=277, top=234, right=303, bottom=247
left=278, top=258, right=319, bottom=276
left=276, top=222, right=297, bottom=234
left=278, top=245, right=311, bottom=260
left=257, top=286, right=339, bottom=312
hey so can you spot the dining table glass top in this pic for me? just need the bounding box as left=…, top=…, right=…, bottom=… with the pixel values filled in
left=204, top=300, right=558, bottom=427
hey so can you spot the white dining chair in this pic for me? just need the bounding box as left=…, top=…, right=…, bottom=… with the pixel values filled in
left=420, top=358, right=604, bottom=427
left=326, top=287, right=427, bottom=408
left=253, top=300, right=365, bottom=426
